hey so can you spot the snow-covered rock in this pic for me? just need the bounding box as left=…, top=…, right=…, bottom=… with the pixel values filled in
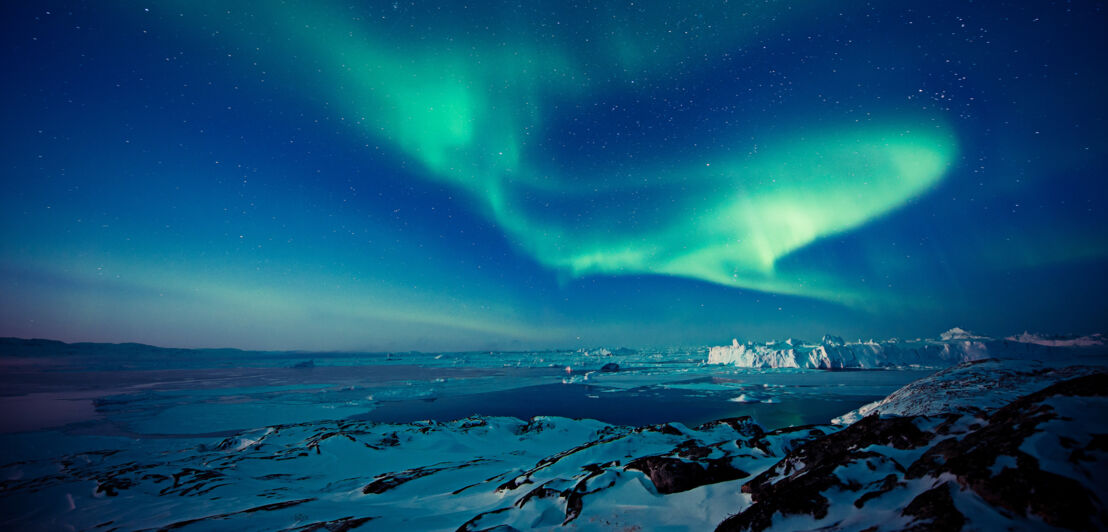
left=0, top=414, right=831, bottom=530
left=717, top=371, right=1108, bottom=532
left=832, top=358, right=1107, bottom=425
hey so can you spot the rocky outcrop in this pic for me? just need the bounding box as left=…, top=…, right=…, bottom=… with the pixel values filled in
left=717, top=415, right=937, bottom=531
left=716, top=372, right=1108, bottom=531
left=905, top=374, right=1108, bottom=530
left=833, top=358, right=1106, bottom=424
left=625, top=444, right=750, bottom=494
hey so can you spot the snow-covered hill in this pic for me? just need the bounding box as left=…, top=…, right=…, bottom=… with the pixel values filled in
left=831, top=358, right=1107, bottom=424
left=707, top=328, right=1106, bottom=369
left=3, top=357, right=1106, bottom=530
left=0, top=413, right=833, bottom=530
left=717, top=371, right=1108, bottom=531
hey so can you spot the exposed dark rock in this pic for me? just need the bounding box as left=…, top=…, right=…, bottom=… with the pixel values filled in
left=456, top=507, right=514, bottom=532
left=156, top=498, right=316, bottom=530
left=674, top=439, right=713, bottom=460
left=1088, top=433, right=1108, bottom=452
left=514, top=483, right=560, bottom=508
left=626, top=455, right=748, bottom=494
left=1069, top=433, right=1108, bottom=465
left=517, top=418, right=553, bottom=435
left=363, top=460, right=487, bottom=494
left=286, top=516, right=374, bottom=531
left=750, top=424, right=834, bottom=456
left=94, top=477, right=134, bottom=497
left=305, top=431, right=359, bottom=454
left=694, top=416, right=766, bottom=439
left=377, top=432, right=401, bottom=447
left=599, top=362, right=620, bottom=372
left=161, top=468, right=227, bottom=496
left=562, top=465, right=617, bottom=524
left=853, top=473, right=903, bottom=509
left=495, top=474, right=533, bottom=493
left=716, top=373, right=1108, bottom=532
left=525, top=429, right=630, bottom=473
left=637, top=423, right=686, bottom=437
left=717, top=415, right=938, bottom=532
left=906, top=373, right=1108, bottom=531
left=901, top=482, right=965, bottom=532
left=460, top=418, right=488, bottom=429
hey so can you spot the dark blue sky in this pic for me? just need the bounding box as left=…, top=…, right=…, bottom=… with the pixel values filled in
left=1, top=1, right=1105, bottom=350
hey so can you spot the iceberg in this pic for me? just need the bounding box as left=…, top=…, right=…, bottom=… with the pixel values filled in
left=708, top=328, right=1106, bottom=369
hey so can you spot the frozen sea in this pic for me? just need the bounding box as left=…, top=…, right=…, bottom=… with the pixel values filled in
left=0, top=345, right=932, bottom=437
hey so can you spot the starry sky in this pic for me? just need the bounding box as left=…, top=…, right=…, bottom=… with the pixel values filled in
left=1, top=1, right=1106, bottom=351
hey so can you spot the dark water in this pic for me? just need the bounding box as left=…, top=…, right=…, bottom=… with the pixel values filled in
left=356, top=382, right=887, bottom=430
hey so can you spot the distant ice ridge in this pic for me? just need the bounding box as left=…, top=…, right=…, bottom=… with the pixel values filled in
left=1004, top=331, right=1107, bottom=347
left=707, top=328, right=1106, bottom=369
left=831, top=358, right=1107, bottom=425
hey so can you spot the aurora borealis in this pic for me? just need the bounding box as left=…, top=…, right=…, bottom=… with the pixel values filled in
left=1, top=1, right=1106, bottom=350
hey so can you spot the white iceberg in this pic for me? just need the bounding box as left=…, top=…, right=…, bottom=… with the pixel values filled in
left=708, top=328, right=1105, bottom=369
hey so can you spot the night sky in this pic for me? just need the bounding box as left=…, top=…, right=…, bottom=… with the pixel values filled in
left=1, top=1, right=1106, bottom=351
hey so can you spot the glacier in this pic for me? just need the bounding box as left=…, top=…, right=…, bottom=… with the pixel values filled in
left=707, top=327, right=1106, bottom=369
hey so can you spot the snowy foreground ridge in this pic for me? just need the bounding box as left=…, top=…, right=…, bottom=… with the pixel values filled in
left=2, top=358, right=1107, bottom=531
left=707, top=327, right=1107, bottom=369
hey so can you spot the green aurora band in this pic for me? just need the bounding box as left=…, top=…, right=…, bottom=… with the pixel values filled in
left=172, top=2, right=959, bottom=304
